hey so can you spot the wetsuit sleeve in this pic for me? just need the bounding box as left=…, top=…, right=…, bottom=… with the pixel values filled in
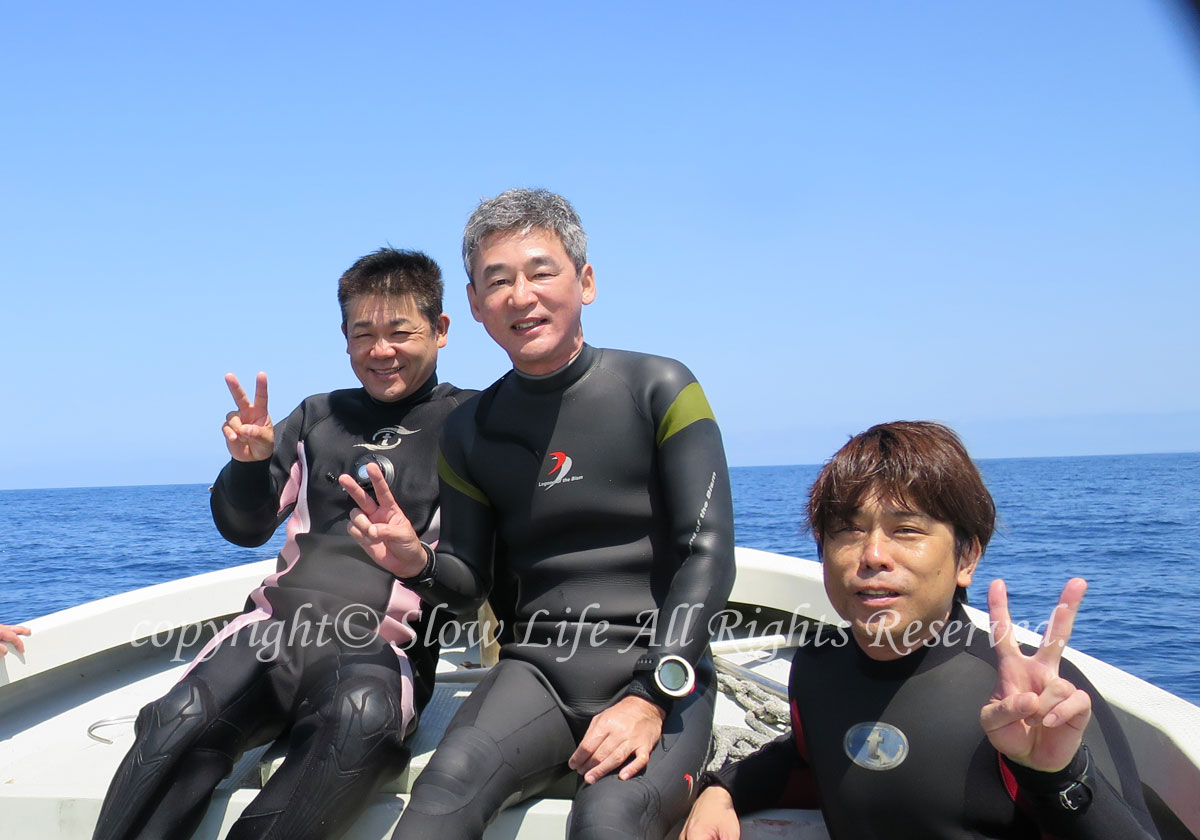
left=626, top=362, right=736, bottom=706
left=1001, top=658, right=1160, bottom=838
left=706, top=733, right=808, bottom=814
left=402, top=408, right=495, bottom=615
left=210, top=403, right=303, bottom=548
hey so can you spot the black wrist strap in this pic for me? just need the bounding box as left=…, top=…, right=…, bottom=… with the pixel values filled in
left=398, top=542, right=437, bottom=587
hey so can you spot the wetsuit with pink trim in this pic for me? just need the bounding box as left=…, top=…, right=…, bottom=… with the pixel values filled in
left=703, top=602, right=1162, bottom=839
left=91, top=374, right=473, bottom=840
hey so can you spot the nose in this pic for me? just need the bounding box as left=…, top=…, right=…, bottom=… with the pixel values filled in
left=861, top=531, right=893, bottom=570
left=370, top=337, right=396, bottom=357
left=510, top=273, right=536, bottom=308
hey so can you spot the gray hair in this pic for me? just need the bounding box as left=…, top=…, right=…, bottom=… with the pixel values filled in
left=462, top=188, right=588, bottom=282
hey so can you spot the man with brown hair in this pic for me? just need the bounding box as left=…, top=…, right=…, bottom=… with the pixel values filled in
left=681, top=421, right=1160, bottom=839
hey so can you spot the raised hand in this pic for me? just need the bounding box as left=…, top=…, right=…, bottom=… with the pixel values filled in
left=223, top=372, right=274, bottom=462
left=980, top=578, right=1092, bottom=772
left=568, top=695, right=666, bottom=784
left=339, top=463, right=428, bottom=579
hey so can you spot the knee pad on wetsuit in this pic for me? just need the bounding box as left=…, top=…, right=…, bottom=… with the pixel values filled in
left=133, top=677, right=222, bottom=759
left=325, top=678, right=409, bottom=774
left=570, top=777, right=661, bottom=840
left=407, top=725, right=507, bottom=816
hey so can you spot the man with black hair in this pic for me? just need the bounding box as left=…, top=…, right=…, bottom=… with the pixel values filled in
left=92, top=248, right=474, bottom=840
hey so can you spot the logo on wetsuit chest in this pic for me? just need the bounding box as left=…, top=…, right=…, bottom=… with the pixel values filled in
left=538, top=450, right=584, bottom=490
left=844, top=722, right=909, bottom=771
left=354, top=425, right=421, bottom=451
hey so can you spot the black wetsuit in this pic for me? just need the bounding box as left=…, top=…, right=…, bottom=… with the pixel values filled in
left=91, top=375, right=472, bottom=840
left=396, top=344, right=736, bottom=840
left=707, top=604, right=1160, bottom=839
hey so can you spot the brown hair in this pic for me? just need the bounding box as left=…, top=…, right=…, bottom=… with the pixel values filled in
left=808, top=421, right=995, bottom=599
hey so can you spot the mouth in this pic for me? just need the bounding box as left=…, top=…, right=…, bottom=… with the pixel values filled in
left=369, top=364, right=402, bottom=377
left=511, top=317, right=547, bottom=334
left=856, top=587, right=901, bottom=605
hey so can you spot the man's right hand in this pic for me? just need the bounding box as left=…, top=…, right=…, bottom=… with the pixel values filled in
left=340, top=463, right=429, bottom=579
left=223, top=372, right=274, bottom=462
left=680, top=786, right=740, bottom=840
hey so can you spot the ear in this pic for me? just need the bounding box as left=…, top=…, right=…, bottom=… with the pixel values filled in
left=580, top=263, right=596, bottom=305
left=466, top=280, right=484, bottom=323
left=955, top=538, right=982, bottom=589
left=435, top=313, right=450, bottom=348
left=341, top=322, right=350, bottom=354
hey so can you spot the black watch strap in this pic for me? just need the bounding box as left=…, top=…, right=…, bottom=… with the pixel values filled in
left=1006, top=745, right=1096, bottom=814
left=1055, top=746, right=1095, bottom=812
left=398, top=542, right=437, bottom=587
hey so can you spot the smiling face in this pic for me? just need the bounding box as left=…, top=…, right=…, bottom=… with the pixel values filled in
left=466, top=228, right=595, bottom=376
left=343, top=293, right=448, bottom=402
left=822, top=494, right=980, bottom=660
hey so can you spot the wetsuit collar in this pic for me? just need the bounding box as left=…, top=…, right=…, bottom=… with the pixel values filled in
left=365, top=371, right=439, bottom=409
left=850, top=601, right=977, bottom=678
left=511, top=344, right=597, bottom=394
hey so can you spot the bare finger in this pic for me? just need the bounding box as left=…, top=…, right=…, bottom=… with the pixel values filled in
left=338, top=474, right=378, bottom=515
left=1036, top=578, right=1086, bottom=667
left=0, top=626, right=30, bottom=655
left=583, top=743, right=633, bottom=784
left=618, top=744, right=652, bottom=780
left=980, top=692, right=1038, bottom=734
left=366, top=463, right=399, bottom=508
left=1034, top=676, right=1077, bottom=722
left=1043, top=686, right=1092, bottom=730
left=568, top=731, right=602, bottom=772
left=346, top=508, right=375, bottom=537
left=225, top=373, right=251, bottom=412
left=253, top=371, right=269, bottom=414
left=987, top=579, right=1021, bottom=659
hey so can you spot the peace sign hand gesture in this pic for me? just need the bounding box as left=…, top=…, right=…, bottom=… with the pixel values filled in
left=223, top=372, right=274, bottom=462
left=339, top=463, right=429, bottom=579
left=980, top=578, right=1093, bottom=772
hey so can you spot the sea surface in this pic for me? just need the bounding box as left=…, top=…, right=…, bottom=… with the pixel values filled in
left=2, top=452, right=1197, bottom=704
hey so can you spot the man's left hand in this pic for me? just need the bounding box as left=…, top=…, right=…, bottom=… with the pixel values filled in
left=569, top=695, right=667, bottom=784
left=980, top=578, right=1092, bottom=772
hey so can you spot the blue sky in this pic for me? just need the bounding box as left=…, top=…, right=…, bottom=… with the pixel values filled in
left=3, top=1, right=1198, bottom=490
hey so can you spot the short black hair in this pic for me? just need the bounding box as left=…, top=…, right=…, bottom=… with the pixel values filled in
left=337, top=248, right=444, bottom=328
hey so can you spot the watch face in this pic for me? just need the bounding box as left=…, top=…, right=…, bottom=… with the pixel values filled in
left=658, top=659, right=689, bottom=693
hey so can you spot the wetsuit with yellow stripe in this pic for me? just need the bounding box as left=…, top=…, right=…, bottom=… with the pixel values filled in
left=398, top=344, right=736, bottom=840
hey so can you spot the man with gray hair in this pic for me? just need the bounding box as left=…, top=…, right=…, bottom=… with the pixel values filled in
left=341, top=188, right=736, bottom=840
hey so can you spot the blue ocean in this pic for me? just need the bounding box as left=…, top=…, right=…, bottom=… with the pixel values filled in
left=2, top=452, right=1197, bottom=704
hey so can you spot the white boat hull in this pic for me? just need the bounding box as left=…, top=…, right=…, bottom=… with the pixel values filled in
left=2, top=549, right=1197, bottom=839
